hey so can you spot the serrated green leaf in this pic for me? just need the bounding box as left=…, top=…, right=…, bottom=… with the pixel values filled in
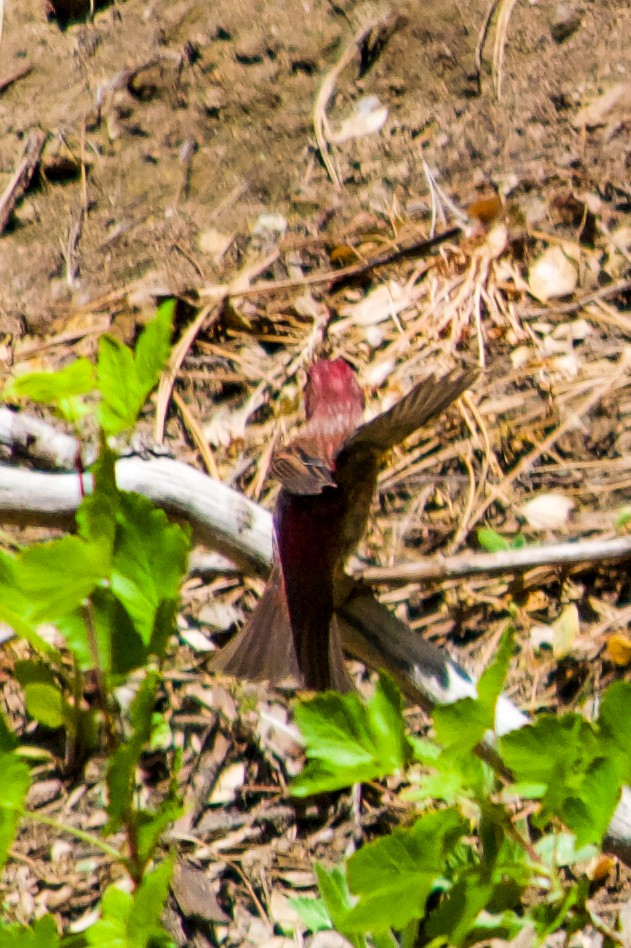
left=135, top=802, right=182, bottom=868
left=0, top=752, right=30, bottom=871
left=336, top=811, right=465, bottom=934
left=0, top=914, right=60, bottom=948
left=96, top=304, right=175, bottom=437
left=57, top=589, right=146, bottom=677
left=134, top=300, right=175, bottom=392
left=499, top=712, right=625, bottom=846
left=292, top=673, right=412, bottom=796
left=477, top=628, right=513, bottom=716
left=0, top=552, right=62, bottom=659
left=84, top=867, right=175, bottom=947
left=4, top=359, right=95, bottom=406
left=534, top=832, right=598, bottom=867
left=97, top=335, right=142, bottom=436
left=127, top=858, right=174, bottom=947
left=111, top=494, right=188, bottom=647
left=86, top=884, right=132, bottom=947
left=17, top=536, right=107, bottom=623
left=424, top=874, right=493, bottom=946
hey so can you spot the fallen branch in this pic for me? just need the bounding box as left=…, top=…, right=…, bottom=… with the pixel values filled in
left=356, top=535, right=631, bottom=585
left=0, top=128, right=46, bottom=234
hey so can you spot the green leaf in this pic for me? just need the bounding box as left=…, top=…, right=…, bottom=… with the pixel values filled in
left=0, top=752, right=30, bottom=871
left=315, top=864, right=356, bottom=933
left=13, top=661, right=67, bottom=730
left=0, top=552, right=62, bottom=658
left=477, top=627, right=514, bottom=716
left=127, top=858, right=175, bottom=946
left=597, top=680, right=631, bottom=783
left=135, top=801, right=183, bottom=869
left=17, top=536, right=107, bottom=623
left=432, top=629, right=513, bottom=756
left=292, top=673, right=412, bottom=796
left=96, top=303, right=175, bottom=437
left=337, top=810, right=466, bottom=934
left=86, top=884, right=132, bottom=947
left=0, top=914, right=60, bottom=947
left=500, top=713, right=626, bottom=846
left=477, top=528, right=511, bottom=552
left=615, top=506, right=631, bottom=529
left=424, top=874, right=493, bottom=946
left=111, top=494, right=189, bottom=648
left=289, top=897, right=332, bottom=934
left=0, top=710, right=16, bottom=754
left=134, top=300, right=175, bottom=392
left=86, top=862, right=174, bottom=947
left=58, top=590, right=145, bottom=677
left=534, top=832, right=598, bottom=868
left=4, top=360, right=95, bottom=407
left=24, top=683, right=65, bottom=729
left=97, top=335, right=142, bottom=436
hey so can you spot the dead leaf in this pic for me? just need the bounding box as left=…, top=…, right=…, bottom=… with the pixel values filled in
left=197, top=227, right=234, bottom=263
left=572, top=82, right=631, bottom=129
left=179, top=627, right=215, bottom=652
left=528, top=246, right=578, bottom=302
left=520, top=492, right=574, bottom=529
left=208, top=761, right=246, bottom=805
left=531, top=604, right=579, bottom=658
left=329, top=95, right=388, bottom=143
left=269, top=890, right=302, bottom=931
left=605, top=632, right=631, bottom=667
left=198, top=601, right=242, bottom=632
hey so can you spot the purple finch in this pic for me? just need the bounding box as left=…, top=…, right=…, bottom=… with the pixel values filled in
left=211, top=359, right=475, bottom=691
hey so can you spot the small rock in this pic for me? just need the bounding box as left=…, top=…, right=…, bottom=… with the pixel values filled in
left=171, top=863, right=229, bottom=924
left=25, top=779, right=62, bottom=809
left=235, top=32, right=265, bottom=64
left=203, top=87, right=226, bottom=116
left=549, top=3, right=581, bottom=43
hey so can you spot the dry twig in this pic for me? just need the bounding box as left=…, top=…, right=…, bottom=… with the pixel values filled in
left=0, top=129, right=46, bottom=234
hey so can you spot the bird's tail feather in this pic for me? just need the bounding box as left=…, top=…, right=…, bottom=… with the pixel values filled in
left=210, top=568, right=351, bottom=692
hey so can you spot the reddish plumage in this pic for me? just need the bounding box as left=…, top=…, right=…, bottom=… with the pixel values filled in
left=211, top=358, right=476, bottom=691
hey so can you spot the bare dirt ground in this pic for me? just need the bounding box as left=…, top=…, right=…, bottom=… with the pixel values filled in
left=1, top=0, right=631, bottom=944
left=1, top=0, right=629, bottom=330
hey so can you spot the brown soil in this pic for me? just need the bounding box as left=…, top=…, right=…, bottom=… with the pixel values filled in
left=1, top=0, right=629, bottom=333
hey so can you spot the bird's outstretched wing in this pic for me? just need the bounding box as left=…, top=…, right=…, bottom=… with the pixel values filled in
left=340, top=369, right=477, bottom=457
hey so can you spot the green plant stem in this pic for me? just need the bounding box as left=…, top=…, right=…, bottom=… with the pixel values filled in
left=125, top=813, right=144, bottom=886
left=24, top=809, right=124, bottom=863
left=82, top=600, right=116, bottom=750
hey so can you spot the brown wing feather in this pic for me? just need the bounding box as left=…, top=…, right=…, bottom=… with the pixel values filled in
left=269, top=446, right=336, bottom=495
left=341, top=369, right=476, bottom=456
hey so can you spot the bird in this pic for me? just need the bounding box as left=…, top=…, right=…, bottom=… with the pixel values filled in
left=211, top=358, right=476, bottom=692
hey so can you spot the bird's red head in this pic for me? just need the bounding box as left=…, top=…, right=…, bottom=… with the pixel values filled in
left=304, top=358, right=365, bottom=422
